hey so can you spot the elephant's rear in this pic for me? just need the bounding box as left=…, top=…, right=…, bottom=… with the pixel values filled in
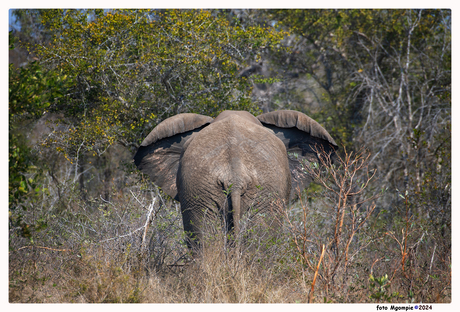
left=177, top=114, right=291, bottom=244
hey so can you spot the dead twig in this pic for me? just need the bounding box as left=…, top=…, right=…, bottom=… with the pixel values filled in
left=309, top=244, right=326, bottom=303
left=12, top=245, right=72, bottom=253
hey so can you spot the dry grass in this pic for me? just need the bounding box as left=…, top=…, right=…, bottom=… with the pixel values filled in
left=9, top=237, right=305, bottom=303
left=9, top=213, right=451, bottom=304
left=9, top=149, right=451, bottom=303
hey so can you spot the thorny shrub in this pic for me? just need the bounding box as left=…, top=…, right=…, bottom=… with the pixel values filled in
left=280, top=145, right=450, bottom=303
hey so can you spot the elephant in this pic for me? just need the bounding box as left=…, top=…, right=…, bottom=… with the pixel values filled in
left=134, top=110, right=337, bottom=248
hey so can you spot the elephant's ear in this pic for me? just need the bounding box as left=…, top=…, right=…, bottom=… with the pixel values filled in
left=134, top=113, right=213, bottom=200
left=257, top=110, right=338, bottom=198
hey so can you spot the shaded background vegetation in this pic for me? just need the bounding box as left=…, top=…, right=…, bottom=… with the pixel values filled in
left=9, top=9, right=450, bottom=303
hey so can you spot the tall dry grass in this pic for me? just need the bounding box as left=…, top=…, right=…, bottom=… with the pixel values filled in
left=9, top=227, right=306, bottom=303
left=9, top=148, right=451, bottom=303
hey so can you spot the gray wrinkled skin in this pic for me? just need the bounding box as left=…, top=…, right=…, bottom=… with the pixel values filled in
left=134, top=110, right=337, bottom=248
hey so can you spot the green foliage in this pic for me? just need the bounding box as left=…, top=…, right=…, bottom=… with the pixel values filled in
left=9, top=33, right=63, bottom=215
left=368, top=274, right=400, bottom=302
left=9, top=61, right=70, bottom=120
left=9, top=31, right=69, bottom=239
left=252, top=74, right=280, bottom=85
left=23, top=9, right=286, bottom=163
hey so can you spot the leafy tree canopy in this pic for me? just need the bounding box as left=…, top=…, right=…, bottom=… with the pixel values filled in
left=23, top=9, right=285, bottom=162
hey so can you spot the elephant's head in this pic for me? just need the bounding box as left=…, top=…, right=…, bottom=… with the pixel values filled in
left=134, top=110, right=337, bottom=246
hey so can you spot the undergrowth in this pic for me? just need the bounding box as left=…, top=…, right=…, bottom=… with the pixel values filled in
left=9, top=149, right=451, bottom=303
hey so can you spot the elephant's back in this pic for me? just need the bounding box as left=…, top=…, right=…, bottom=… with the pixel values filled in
left=178, top=114, right=291, bottom=208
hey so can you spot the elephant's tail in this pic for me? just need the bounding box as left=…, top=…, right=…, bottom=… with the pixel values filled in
left=231, top=189, right=241, bottom=235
